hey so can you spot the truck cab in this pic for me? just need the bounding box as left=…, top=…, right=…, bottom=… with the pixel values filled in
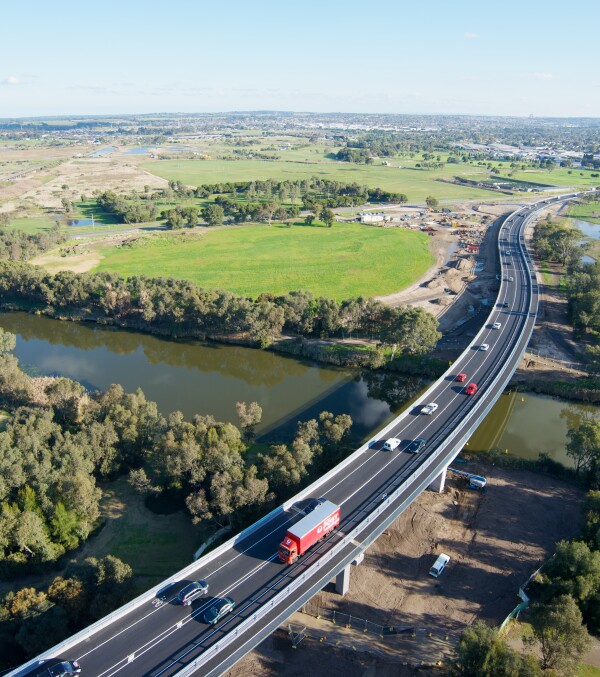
left=278, top=536, right=298, bottom=564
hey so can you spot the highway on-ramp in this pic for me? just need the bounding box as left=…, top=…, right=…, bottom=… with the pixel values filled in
left=13, top=195, right=582, bottom=677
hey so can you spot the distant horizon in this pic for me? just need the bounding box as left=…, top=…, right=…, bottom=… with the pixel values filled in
left=2, top=0, right=599, bottom=119
left=2, top=110, right=600, bottom=123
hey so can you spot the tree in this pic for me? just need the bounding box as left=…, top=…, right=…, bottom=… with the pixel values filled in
left=453, top=620, right=540, bottom=676
left=321, top=208, right=335, bottom=228
left=236, top=401, right=262, bottom=443
left=566, top=419, right=600, bottom=475
left=0, top=213, right=11, bottom=228
left=425, top=195, right=439, bottom=210
left=304, top=214, right=315, bottom=226
left=530, top=595, right=590, bottom=674
left=61, top=198, right=73, bottom=214
left=0, top=327, right=16, bottom=353
left=202, top=203, right=225, bottom=227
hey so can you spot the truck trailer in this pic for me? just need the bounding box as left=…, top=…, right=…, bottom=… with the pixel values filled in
left=278, top=500, right=340, bottom=564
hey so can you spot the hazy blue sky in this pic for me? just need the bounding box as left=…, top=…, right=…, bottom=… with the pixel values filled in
left=1, top=0, right=598, bottom=118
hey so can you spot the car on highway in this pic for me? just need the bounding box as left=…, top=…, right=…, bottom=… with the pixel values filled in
left=46, top=661, right=81, bottom=677
left=455, top=373, right=467, bottom=382
left=492, top=322, right=501, bottom=330
left=383, top=437, right=401, bottom=451
left=421, top=403, right=438, bottom=415
left=509, top=276, right=514, bottom=282
left=204, top=596, right=235, bottom=625
left=465, top=383, right=478, bottom=395
left=178, top=579, right=209, bottom=606
left=479, top=344, right=489, bottom=351
left=406, top=438, right=426, bottom=454
left=499, top=302, right=509, bottom=308
left=304, top=497, right=326, bottom=514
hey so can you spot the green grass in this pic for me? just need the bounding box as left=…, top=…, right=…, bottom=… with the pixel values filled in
left=10, top=216, right=56, bottom=233
left=87, top=477, right=201, bottom=581
left=495, top=166, right=600, bottom=189
left=97, top=222, right=434, bottom=300
left=580, top=665, right=600, bottom=677
left=564, top=200, right=600, bottom=224
left=140, top=158, right=506, bottom=203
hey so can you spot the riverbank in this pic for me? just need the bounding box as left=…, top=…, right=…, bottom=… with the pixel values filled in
left=3, top=303, right=599, bottom=405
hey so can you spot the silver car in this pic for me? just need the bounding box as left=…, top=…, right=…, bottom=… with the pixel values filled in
left=177, top=579, right=209, bottom=606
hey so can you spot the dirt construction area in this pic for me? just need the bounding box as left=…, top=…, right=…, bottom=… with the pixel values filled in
left=227, top=467, right=584, bottom=676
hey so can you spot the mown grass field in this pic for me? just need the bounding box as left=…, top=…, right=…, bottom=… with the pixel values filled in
left=140, top=157, right=505, bottom=203
left=564, top=200, right=600, bottom=224
left=495, top=166, right=600, bottom=189
left=97, top=222, right=434, bottom=300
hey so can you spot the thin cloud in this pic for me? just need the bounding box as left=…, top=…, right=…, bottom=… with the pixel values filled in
left=464, top=32, right=479, bottom=40
left=519, top=72, right=555, bottom=80
left=1, top=75, right=21, bottom=86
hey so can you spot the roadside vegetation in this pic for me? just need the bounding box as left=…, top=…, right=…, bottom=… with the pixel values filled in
left=453, top=492, right=600, bottom=676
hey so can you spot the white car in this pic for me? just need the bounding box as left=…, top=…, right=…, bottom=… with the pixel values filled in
left=383, top=437, right=401, bottom=451
left=480, top=344, right=490, bottom=351
left=509, top=276, right=514, bottom=282
left=421, top=403, right=438, bottom=415
left=492, top=322, right=501, bottom=330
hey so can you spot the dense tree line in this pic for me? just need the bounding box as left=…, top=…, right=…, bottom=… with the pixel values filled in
left=96, top=190, right=159, bottom=224
left=101, top=177, right=409, bottom=229
left=0, top=261, right=441, bottom=352
left=532, top=219, right=600, bottom=367
left=0, top=227, right=65, bottom=261
left=0, top=555, right=133, bottom=668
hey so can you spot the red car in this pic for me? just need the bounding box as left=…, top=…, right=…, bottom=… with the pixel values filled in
left=465, top=383, right=478, bottom=395
left=456, top=373, right=467, bottom=382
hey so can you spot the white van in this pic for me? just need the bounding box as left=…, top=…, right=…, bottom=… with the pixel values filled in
left=383, top=437, right=401, bottom=451
left=429, top=553, right=450, bottom=578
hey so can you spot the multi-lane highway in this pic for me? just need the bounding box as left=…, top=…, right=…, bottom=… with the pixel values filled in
left=13, top=195, right=582, bottom=677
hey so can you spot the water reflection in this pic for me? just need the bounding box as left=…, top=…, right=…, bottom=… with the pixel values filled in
left=0, top=312, right=419, bottom=440
left=468, top=391, right=599, bottom=467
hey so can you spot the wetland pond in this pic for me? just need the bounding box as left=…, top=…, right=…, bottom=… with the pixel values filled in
left=0, top=312, right=596, bottom=464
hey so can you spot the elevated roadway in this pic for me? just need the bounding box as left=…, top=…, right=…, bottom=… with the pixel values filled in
left=11, top=194, right=585, bottom=677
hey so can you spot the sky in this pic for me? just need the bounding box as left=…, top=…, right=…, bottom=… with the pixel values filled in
left=1, top=0, right=599, bottom=119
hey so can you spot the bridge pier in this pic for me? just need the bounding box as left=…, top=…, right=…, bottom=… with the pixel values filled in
left=335, top=564, right=351, bottom=595
left=428, top=466, right=447, bottom=493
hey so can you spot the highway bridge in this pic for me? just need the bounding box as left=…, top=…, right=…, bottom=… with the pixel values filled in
left=10, top=194, right=585, bottom=677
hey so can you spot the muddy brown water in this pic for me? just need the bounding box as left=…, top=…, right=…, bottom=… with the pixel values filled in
left=0, top=312, right=596, bottom=464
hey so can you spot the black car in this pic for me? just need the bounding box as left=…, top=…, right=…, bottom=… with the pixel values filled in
left=47, top=661, right=81, bottom=677
left=177, top=579, right=209, bottom=606
left=304, top=497, right=326, bottom=514
left=406, top=438, right=426, bottom=454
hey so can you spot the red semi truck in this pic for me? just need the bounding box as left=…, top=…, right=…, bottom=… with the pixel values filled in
left=278, top=500, right=340, bottom=564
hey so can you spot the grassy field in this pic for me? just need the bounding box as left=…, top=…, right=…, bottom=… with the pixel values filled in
left=495, top=166, right=600, bottom=189
left=140, top=157, right=506, bottom=203
left=97, top=222, right=434, bottom=299
left=564, top=200, right=600, bottom=224
left=580, top=665, right=600, bottom=677
left=83, top=477, right=201, bottom=582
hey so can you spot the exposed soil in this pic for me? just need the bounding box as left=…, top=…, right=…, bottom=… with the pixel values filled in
left=227, top=468, right=585, bottom=676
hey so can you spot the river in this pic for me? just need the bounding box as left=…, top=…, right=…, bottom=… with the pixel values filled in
left=0, top=312, right=597, bottom=463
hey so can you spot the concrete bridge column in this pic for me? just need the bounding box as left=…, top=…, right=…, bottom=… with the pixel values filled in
left=335, top=564, right=351, bottom=595
left=428, top=466, right=448, bottom=493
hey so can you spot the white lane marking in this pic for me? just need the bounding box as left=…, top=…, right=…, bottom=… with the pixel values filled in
left=94, top=553, right=281, bottom=677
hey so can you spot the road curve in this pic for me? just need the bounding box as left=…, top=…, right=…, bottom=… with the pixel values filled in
left=10, top=194, right=586, bottom=677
